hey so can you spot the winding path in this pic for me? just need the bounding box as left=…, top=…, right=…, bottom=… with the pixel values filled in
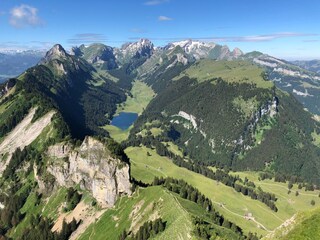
left=212, top=200, right=272, bottom=232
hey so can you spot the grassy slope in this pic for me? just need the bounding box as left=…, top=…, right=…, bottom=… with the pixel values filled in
left=174, top=59, right=273, bottom=89
left=229, top=171, right=320, bottom=218
left=9, top=187, right=68, bottom=239
left=281, top=208, right=320, bottom=240
left=79, top=186, right=198, bottom=240
left=163, top=141, right=183, bottom=157
left=126, top=146, right=279, bottom=236
left=264, top=208, right=320, bottom=240
left=104, top=81, right=154, bottom=142
left=117, top=81, right=155, bottom=115
left=126, top=146, right=320, bottom=237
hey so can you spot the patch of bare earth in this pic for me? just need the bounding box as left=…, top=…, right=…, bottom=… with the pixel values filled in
left=129, top=200, right=160, bottom=234
left=51, top=200, right=107, bottom=240
left=264, top=214, right=296, bottom=239
left=0, top=108, right=55, bottom=174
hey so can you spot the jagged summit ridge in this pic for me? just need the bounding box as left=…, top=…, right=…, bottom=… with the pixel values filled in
left=41, top=44, right=68, bottom=63
left=117, top=38, right=154, bottom=60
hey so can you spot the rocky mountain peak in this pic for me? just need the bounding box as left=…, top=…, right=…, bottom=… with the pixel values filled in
left=40, top=44, right=68, bottom=63
left=48, top=44, right=67, bottom=58
left=168, top=40, right=215, bottom=51
left=70, top=45, right=84, bottom=56
left=120, top=38, right=154, bottom=58
left=165, top=40, right=216, bottom=60
left=232, top=47, right=244, bottom=58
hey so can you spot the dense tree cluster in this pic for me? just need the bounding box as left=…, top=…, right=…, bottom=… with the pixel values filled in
left=65, top=187, right=82, bottom=212
left=0, top=184, right=31, bottom=235
left=119, top=218, right=166, bottom=240
left=258, top=172, right=273, bottom=181
left=193, top=217, right=248, bottom=240
left=0, top=100, right=31, bottom=138
left=2, top=148, right=28, bottom=180
left=261, top=172, right=319, bottom=191
left=104, top=137, right=130, bottom=164
left=2, top=146, right=53, bottom=184
left=152, top=177, right=243, bottom=236
left=21, top=215, right=77, bottom=240
left=0, top=184, right=78, bottom=239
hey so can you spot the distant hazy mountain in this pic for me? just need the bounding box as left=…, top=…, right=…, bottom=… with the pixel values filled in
left=291, top=59, right=320, bottom=74
left=0, top=50, right=45, bottom=82
left=240, top=53, right=320, bottom=114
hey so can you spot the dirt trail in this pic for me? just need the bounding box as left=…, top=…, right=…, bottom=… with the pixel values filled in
left=264, top=214, right=296, bottom=239
left=0, top=108, right=55, bottom=174
left=53, top=200, right=107, bottom=240
left=212, top=201, right=272, bottom=232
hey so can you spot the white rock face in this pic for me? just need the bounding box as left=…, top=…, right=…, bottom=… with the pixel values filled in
left=41, top=44, right=67, bottom=63
left=45, top=137, right=131, bottom=207
left=169, top=40, right=216, bottom=60
left=177, top=111, right=198, bottom=129
left=116, top=39, right=154, bottom=63
left=253, top=58, right=277, bottom=68
left=0, top=108, right=55, bottom=175
left=293, top=89, right=313, bottom=97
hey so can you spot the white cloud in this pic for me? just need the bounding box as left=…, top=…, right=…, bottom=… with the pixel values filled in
left=0, top=41, right=54, bottom=51
left=210, top=32, right=318, bottom=43
left=158, top=15, right=173, bottom=21
left=144, top=0, right=169, bottom=6
left=67, top=33, right=108, bottom=44
left=9, top=4, right=44, bottom=28
left=129, top=32, right=317, bottom=43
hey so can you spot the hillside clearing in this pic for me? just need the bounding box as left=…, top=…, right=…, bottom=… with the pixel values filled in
left=174, top=59, right=273, bottom=89
left=126, top=146, right=285, bottom=236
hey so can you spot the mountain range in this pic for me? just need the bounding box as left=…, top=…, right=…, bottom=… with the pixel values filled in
left=0, top=50, right=45, bottom=83
left=0, top=39, right=320, bottom=239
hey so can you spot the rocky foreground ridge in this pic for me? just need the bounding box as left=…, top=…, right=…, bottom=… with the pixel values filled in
left=36, top=136, right=132, bottom=207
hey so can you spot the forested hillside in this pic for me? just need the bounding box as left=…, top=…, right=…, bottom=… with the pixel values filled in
left=0, top=40, right=320, bottom=239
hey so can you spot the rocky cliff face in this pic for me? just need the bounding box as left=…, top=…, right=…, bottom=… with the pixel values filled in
left=43, top=137, right=131, bottom=207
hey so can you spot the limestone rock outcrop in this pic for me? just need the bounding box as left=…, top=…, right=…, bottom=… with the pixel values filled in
left=44, top=137, right=131, bottom=207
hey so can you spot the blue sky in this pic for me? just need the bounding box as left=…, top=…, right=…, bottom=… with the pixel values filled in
left=0, top=0, right=319, bottom=60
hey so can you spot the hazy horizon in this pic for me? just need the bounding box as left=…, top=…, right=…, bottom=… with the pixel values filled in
left=0, top=0, right=319, bottom=60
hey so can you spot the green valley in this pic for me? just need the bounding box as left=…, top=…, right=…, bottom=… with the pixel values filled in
left=0, top=37, right=320, bottom=240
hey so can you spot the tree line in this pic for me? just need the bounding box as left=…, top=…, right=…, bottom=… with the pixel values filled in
left=124, top=136, right=278, bottom=211
left=119, top=218, right=166, bottom=240
left=152, top=177, right=244, bottom=237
